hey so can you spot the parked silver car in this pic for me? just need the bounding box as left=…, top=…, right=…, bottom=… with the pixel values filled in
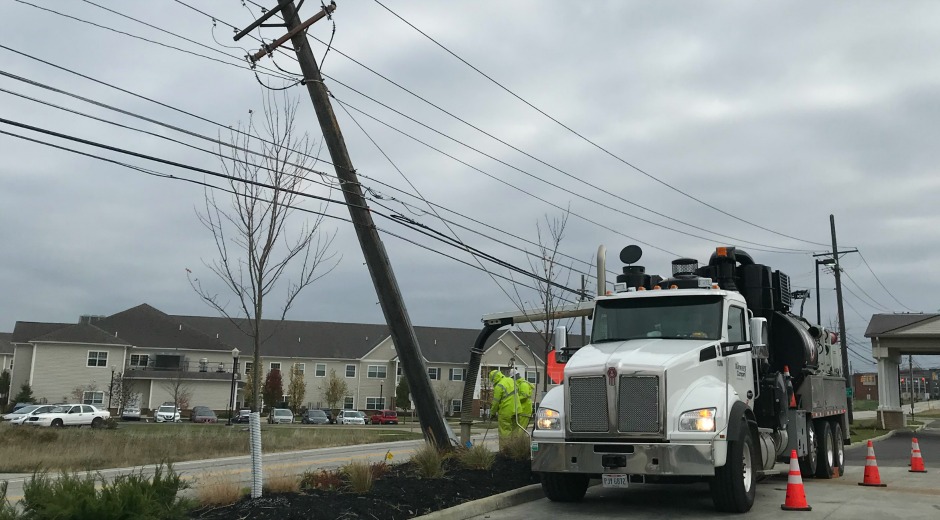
left=155, top=404, right=181, bottom=423
left=267, top=408, right=294, bottom=424
left=2, top=404, right=57, bottom=425
left=121, top=405, right=142, bottom=421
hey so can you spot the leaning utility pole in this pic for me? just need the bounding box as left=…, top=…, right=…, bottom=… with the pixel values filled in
left=238, top=1, right=450, bottom=447
left=829, top=214, right=854, bottom=424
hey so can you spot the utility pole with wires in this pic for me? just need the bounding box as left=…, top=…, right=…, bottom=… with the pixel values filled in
left=237, top=0, right=451, bottom=448
left=827, top=214, right=858, bottom=424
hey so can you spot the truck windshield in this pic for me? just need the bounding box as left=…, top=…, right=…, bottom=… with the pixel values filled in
left=592, top=295, right=723, bottom=342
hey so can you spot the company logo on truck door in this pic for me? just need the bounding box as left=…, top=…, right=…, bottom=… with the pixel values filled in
left=607, top=367, right=617, bottom=385
left=735, top=361, right=747, bottom=378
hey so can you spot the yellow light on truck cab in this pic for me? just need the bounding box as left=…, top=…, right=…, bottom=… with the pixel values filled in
left=637, top=286, right=646, bottom=291
left=652, top=285, right=661, bottom=290
left=698, top=409, right=713, bottom=418
left=669, top=284, right=678, bottom=290
left=712, top=283, right=719, bottom=289
left=606, top=290, right=612, bottom=295
left=716, top=247, right=728, bottom=257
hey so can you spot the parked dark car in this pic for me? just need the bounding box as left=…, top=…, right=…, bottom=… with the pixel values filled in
left=301, top=409, right=330, bottom=424
left=318, top=408, right=335, bottom=424
left=232, top=409, right=251, bottom=424
left=191, top=406, right=218, bottom=423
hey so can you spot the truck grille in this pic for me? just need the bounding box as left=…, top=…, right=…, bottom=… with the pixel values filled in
left=568, top=376, right=609, bottom=432
left=617, top=375, right=660, bottom=433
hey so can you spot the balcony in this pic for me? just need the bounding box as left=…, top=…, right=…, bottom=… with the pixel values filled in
left=123, top=359, right=241, bottom=382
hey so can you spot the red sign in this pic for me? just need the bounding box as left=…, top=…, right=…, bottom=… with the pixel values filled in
left=547, top=350, right=565, bottom=384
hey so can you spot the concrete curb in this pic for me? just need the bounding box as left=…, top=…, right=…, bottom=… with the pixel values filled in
left=415, top=484, right=543, bottom=520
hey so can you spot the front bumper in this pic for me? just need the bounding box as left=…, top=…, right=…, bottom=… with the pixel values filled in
left=531, top=440, right=719, bottom=476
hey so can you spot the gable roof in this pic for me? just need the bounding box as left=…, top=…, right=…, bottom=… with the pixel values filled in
left=33, top=323, right=130, bottom=345
left=12, top=322, right=71, bottom=343
left=92, top=304, right=232, bottom=351
left=0, top=333, right=12, bottom=355
left=864, top=313, right=940, bottom=337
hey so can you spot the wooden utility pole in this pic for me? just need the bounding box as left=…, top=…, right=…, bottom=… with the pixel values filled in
left=829, top=214, right=854, bottom=424
left=239, top=1, right=450, bottom=447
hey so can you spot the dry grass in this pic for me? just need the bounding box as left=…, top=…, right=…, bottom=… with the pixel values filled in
left=264, top=471, right=300, bottom=494
left=500, top=431, right=531, bottom=462
left=457, top=443, right=496, bottom=470
left=342, top=460, right=374, bottom=493
left=300, top=468, right=344, bottom=491
left=195, top=474, right=245, bottom=507
left=410, top=441, right=444, bottom=479
left=0, top=423, right=421, bottom=472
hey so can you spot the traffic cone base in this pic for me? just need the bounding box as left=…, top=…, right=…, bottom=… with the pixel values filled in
left=859, top=440, right=888, bottom=487
left=910, top=437, right=927, bottom=473
left=781, top=450, right=812, bottom=511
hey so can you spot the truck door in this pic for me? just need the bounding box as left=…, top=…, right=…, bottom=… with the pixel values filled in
left=725, top=305, right=755, bottom=405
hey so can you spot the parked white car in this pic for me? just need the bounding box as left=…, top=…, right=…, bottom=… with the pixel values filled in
left=337, top=410, right=366, bottom=425
left=2, top=404, right=57, bottom=425
left=155, top=405, right=181, bottom=423
left=27, top=404, right=110, bottom=428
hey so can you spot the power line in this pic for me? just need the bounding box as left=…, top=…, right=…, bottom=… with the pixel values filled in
left=841, top=270, right=892, bottom=312
left=371, top=0, right=831, bottom=249
left=857, top=250, right=917, bottom=312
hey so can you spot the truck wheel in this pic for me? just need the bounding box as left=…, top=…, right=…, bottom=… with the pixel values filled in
left=815, top=421, right=835, bottom=478
left=799, top=420, right=818, bottom=477
left=831, top=420, right=845, bottom=476
left=540, top=473, right=589, bottom=502
left=710, top=420, right=757, bottom=513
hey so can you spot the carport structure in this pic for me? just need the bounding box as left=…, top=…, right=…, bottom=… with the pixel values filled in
left=864, top=313, right=940, bottom=428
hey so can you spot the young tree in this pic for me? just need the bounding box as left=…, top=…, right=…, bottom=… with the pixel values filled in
left=287, top=365, right=306, bottom=412
left=160, top=368, right=193, bottom=412
left=109, top=373, right=141, bottom=413
left=242, top=364, right=262, bottom=409
left=320, top=369, right=347, bottom=413
left=394, top=376, right=410, bottom=411
left=11, top=382, right=34, bottom=405
left=189, top=92, right=339, bottom=412
left=263, top=369, right=284, bottom=410
left=0, top=371, right=11, bottom=407
left=431, top=380, right=461, bottom=417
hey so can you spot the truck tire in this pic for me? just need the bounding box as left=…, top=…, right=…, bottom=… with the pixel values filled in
left=710, top=420, right=757, bottom=513
left=831, top=420, right=845, bottom=476
left=799, top=420, right=818, bottom=477
left=540, top=473, right=590, bottom=502
left=815, top=421, right=835, bottom=478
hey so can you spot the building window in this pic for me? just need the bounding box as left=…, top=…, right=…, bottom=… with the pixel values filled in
left=449, top=368, right=466, bottom=381
left=345, top=364, right=356, bottom=378
left=343, top=396, right=354, bottom=410
left=129, top=354, right=149, bottom=369
left=315, top=363, right=326, bottom=377
left=244, top=362, right=253, bottom=375
left=526, top=369, right=538, bottom=384
left=270, top=362, right=281, bottom=372
left=367, top=365, right=387, bottom=379
left=293, top=363, right=305, bottom=374
left=451, top=399, right=462, bottom=413
left=83, top=391, right=104, bottom=405
left=427, top=367, right=440, bottom=380
left=87, top=351, right=108, bottom=367
left=397, top=366, right=402, bottom=376
left=366, top=397, right=385, bottom=410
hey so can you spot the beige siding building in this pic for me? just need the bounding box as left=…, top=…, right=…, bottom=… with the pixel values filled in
left=8, top=303, right=576, bottom=416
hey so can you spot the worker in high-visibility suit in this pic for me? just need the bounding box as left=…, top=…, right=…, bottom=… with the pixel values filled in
left=488, top=369, right=518, bottom=447
left=512, top=370, right=534, bottom=431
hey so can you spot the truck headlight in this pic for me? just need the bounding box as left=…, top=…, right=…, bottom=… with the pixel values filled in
left=679, top=408, right=717, bottom=432
left=536, top=408, right=562, bottom=430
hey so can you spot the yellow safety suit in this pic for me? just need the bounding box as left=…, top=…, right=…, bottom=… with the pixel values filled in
left=488, top=370, right=518, bottom=447
left=514, top=376, right=533, bottom=430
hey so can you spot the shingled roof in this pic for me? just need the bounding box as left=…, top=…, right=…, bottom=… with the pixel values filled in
left=864, top=313, right=940, bottom=337
left=92, top=304, right=232, bottom=351
left=11, top=322, right=71, bottom=343
left=0, top=333, right=13, bottom=355
left=33, top=323, right=130, bottom=345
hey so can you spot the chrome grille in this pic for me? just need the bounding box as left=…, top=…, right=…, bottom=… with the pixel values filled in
left=617, top=375, right=660, bottom=433
left=568, top=376, right=609, bottom=432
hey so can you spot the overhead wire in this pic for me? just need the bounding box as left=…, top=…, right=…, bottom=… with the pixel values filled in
left=370, top=0, right=831, bottom=249
left=857, top=250, right=918, bottom=312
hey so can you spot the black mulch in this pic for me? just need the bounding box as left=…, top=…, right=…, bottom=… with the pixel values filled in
left=188, top=456, right=539, bottom=520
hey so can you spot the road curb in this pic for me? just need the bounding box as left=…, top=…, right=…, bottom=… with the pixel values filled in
left=415, top=484, right=543, bottom=519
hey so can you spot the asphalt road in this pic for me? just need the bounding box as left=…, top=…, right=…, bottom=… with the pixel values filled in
left=472, top=420, right=940, bottom=520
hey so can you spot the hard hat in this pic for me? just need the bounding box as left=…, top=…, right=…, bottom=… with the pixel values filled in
left=509, top=369, right=520, bottom=378
left=488, top=369, right=502, bottom=382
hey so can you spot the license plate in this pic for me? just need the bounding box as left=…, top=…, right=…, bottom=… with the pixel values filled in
left=602, top=473, right=629, bottom=488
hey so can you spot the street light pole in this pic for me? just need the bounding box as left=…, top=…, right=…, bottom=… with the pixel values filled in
left=108, top=365, right=115, bottom=410
left=380, top=380, right=385, bottom=409
left=227, top=348, right=240, bottom=426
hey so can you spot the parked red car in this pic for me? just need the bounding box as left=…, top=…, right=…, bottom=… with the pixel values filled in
left=370, top=410, right=398, bottom=425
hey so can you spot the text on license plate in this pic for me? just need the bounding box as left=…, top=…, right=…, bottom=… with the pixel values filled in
left=602, top=473, right=628, bottom=488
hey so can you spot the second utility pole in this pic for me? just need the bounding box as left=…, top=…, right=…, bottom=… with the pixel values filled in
left=830, top=214, right=854, bottom=424
left=265, top=0, right=450, bottom=447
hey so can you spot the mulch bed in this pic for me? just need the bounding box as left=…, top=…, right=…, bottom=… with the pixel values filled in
left=188, top=455, right=539, bottom=520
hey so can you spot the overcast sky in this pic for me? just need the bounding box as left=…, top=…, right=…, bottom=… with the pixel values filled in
left=3, top=1, right=939, bottom=372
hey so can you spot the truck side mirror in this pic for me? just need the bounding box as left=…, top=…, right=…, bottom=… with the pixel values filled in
left=749, top=317, right=769, bottom=359
left=554, top=326, right=567, bottom=359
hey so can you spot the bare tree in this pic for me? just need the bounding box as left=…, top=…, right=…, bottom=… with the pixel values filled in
left=108, top=373, right=141, bottom=414
left=189, top=92, right=339, bottom=412
left=160, top=368, right=193, bottom=412
left=510, top=210, right=578, bottom=394
left=431, top=380, right=462, bottom=417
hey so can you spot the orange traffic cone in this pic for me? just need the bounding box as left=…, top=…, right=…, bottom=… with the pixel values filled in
left=781, top=450, right=812, bottom=511
left=784, top=366, right=797, bottom=408
left=859, top=440, right=888, bottom=487
left=910, top=437, right=927, bottom=473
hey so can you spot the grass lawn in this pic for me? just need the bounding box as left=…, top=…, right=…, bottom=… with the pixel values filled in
left=0, top=423, right=422, bottom=473
left=849, top=419, right=893, bottom=444
left=853, top=400, right=879, bottom=412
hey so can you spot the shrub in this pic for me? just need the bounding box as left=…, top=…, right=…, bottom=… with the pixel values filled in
left=500, top=431, right=531, bottom=462
left=300, top=468, right=343, bottom=491
left=411, top=442, right=444, bottom=479
left=264, top=471, right=300, bottom=494
left=195, top=475, right=245, bottom=507
left=370, top=461, right=390, bottom=480
left=343, top=461, right=373, bottom=494
left=103, top=417, right=119, bottom=430
left=20, top=463, right=189, bottom=520
left=457, top=443, right=496, bottom=470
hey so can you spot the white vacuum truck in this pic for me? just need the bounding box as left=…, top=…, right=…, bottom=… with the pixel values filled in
left=483, top=245, right=848, bottom=512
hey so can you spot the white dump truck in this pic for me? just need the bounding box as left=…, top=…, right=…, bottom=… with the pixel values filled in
left=481, top=245, right=849, bottom=512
